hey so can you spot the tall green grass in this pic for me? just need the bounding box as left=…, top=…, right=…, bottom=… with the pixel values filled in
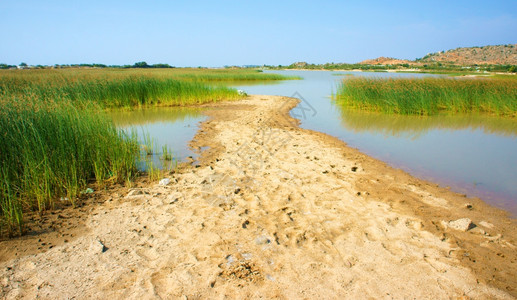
left=0, top=96, right=139, bottom=235
left=334, top=77, right=517, bottom=117
left=173, top=71, right=300, bottom=82
left=0, top=68, right=301, bottom=110
left=0, top=77, right=242, bottom=108
left=0, top=68, right=300, bottom=86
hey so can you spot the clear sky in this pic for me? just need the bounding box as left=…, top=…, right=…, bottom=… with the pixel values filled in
left=1, top=0, right=516, bottom=67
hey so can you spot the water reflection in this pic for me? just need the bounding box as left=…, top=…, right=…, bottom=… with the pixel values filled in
left=233, top=70, right=517, bottom=216
left=335, top=106, right=517, bottom=139
left=109, top=106, right=206, bottom=167
left=109, top=106, right=203, bottom=126
left=216, top=80, right=283, bottom=87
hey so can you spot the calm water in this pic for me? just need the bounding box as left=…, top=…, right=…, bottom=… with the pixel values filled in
left=232, top=70, right=517, bottom=216
left=109, top=106, right=206, bottom=169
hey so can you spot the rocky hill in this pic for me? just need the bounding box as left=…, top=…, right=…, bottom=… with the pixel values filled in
left=417, top=44, right=517, bottom=65
left=358, top=44, right=517, bottom=66
left=358, top=57, right=414, bottom=65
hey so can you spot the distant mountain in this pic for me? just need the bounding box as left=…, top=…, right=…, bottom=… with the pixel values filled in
left=359, top=44, right=517, bottom=66
left=358, top=57, right=414, bottom=65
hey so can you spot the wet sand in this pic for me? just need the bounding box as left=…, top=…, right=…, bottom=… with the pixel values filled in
left=1, top=95, right=516, bottom=298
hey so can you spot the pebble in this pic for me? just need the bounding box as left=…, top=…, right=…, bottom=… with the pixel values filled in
left=159, top=178, right=171, bottom=186
left=479, top=221, right=494, bottom=229
left=225, top=254, right=235, bottom=266
left=91, top=239, right=108, bottom=253
left=255, top=235, right=271, bottom=245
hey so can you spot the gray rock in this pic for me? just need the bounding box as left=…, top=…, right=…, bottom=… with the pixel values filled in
left=91, top=239, right=108, bottom=253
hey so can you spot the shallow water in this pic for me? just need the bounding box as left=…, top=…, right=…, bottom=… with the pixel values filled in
left=109, top=106, right=206, bottom=169
left=232, top=70, right=517, bottom=216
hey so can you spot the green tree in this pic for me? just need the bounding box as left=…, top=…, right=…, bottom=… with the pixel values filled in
left=133, top=61, right=149, bottom=68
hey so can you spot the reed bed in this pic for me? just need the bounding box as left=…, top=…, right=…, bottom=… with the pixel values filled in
left=0, top=68, right=299, bottom=85
left=0, top=76, right=242, bottom=108
left=334, top=77, right=517, bottom=117
left=0, top=96, right=140, bottom=234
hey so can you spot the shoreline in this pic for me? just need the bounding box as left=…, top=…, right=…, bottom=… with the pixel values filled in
left=1, top=95, right=516, bottom=298
left=267, top=68, right=516, bottom=76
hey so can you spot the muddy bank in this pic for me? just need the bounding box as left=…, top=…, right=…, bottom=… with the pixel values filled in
left=1, top=95, right=516, bottom=298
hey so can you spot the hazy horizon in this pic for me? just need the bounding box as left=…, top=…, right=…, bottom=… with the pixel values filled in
left=1, top=0, right=516, bottom=67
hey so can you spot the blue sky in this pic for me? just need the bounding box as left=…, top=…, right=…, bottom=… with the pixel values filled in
left=1, top=0, right=516, bottom=66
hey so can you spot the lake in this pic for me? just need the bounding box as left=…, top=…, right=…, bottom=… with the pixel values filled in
left=108, top=70, right=517, bottom=216
left=232, top=70, right=517, bottom=216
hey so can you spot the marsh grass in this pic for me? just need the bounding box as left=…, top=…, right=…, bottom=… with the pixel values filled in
left=146, top=160, right=161, bottom=182
left=161, top=145, right=173, bottom=161
left=0, top=96, right=140, bottom=235
left=142, top=130, right=155, bottom=156
left=334, top=77, right=517, bottom=116
left=0, top=76, right=242, bottom=108
left=0, top=68, right=300, bottom=109
left=0, top=68, right=299, bottom=86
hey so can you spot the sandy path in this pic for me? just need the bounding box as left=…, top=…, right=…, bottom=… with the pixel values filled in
left=1, top=95, right=516, bottom=299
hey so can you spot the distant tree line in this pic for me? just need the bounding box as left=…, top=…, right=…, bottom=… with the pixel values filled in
left=0, top=61, right=175, bottom=70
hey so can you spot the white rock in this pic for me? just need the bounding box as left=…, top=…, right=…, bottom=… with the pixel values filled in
left=444, top=218, right=475, bottom=232
left=159, top=178, right=171, bottom=186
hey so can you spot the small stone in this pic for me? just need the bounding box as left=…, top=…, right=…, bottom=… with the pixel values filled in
left=351, top=167, right=358, bottom=172
left=444, top=218, right=475, bottom=232
left=81, top=188, right=94, bottom=194
left=242, top=220, right=249, bottom=229
left=126, top=189, right=150, bottom=198
left=159, top=178, right=171, bottom=186
left=91, top=239, right=108, bottom=253
left=255, top=235, right=271, bottom=245
left=479, top=221, right=494, bottom=229
left=225, top=254, right=235, bottom=266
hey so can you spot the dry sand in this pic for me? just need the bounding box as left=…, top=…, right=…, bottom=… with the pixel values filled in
left=1, top=95, right=516, bottom=299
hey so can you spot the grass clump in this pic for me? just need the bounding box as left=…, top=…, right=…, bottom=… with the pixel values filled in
left=0, top=97, right=139, bottom=235
left=161, top=145, right=173, bottom=161
left=334, top=77, right=517, bottom=117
